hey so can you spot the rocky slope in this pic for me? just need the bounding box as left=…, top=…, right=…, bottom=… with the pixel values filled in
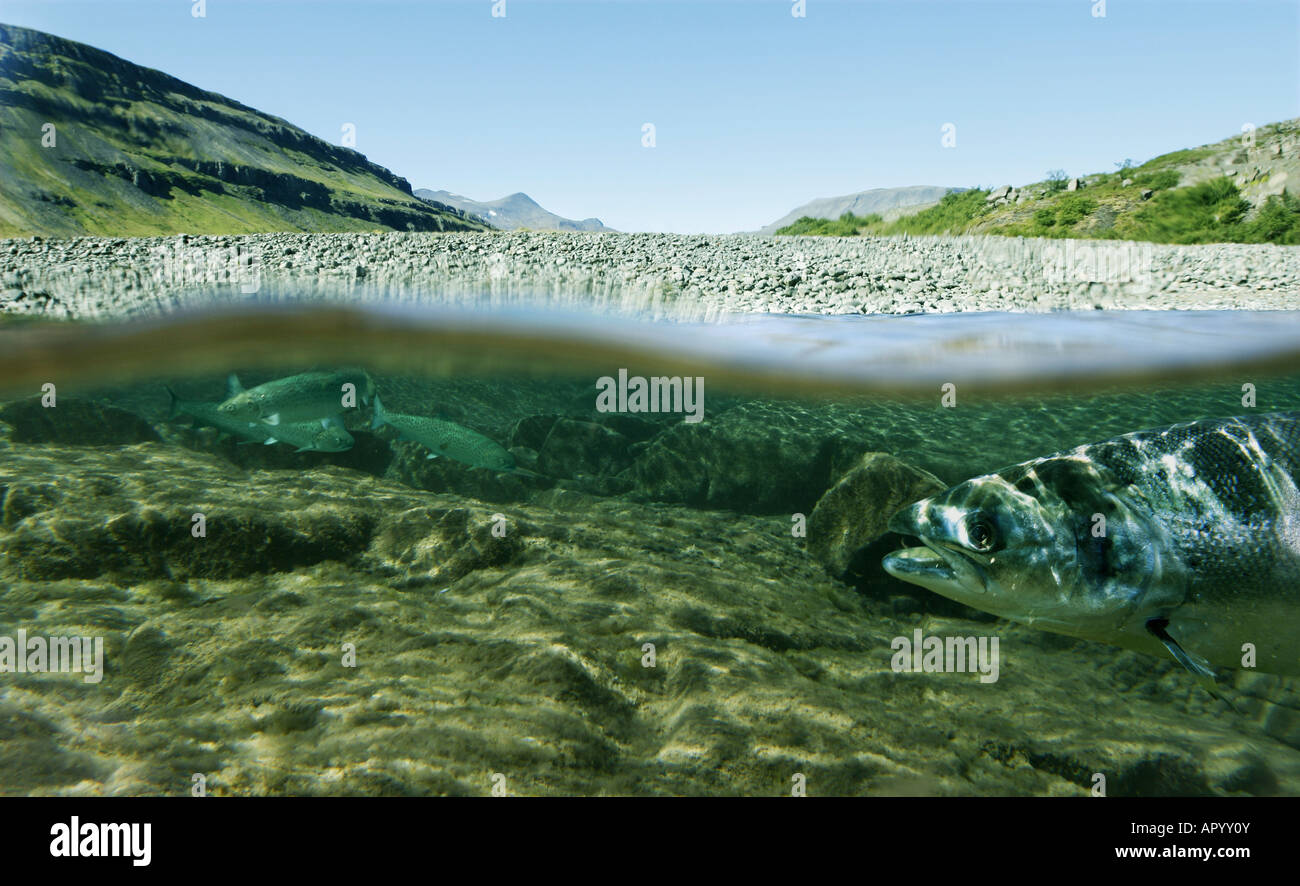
left=0, top=24, right=488, bottom=238
left=415, top=190, right=614, bottom=232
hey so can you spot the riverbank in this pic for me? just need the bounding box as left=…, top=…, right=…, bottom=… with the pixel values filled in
left=2, top=231, right=1298, bottom=321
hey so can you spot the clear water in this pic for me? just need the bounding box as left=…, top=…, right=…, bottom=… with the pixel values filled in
left=1, top=305, right=1298, bottom=796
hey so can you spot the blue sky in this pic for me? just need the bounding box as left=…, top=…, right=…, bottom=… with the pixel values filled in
left=3, top=0, right=1297, bottom=232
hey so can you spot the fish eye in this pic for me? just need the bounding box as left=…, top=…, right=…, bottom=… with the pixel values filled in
left=964, top=513, right=998, bottom=552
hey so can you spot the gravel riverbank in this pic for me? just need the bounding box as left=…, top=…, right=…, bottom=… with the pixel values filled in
left=2, top=231, right=1298, bottom=320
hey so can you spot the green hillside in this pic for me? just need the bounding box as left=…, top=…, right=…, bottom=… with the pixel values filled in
left=778, top=120, right=1300, bottom=245
left=0, top=24, right=489, bottom=238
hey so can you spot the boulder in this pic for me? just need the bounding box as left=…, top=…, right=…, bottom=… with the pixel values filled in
left=0, top=396, right=160, bottom=445
left=626, top=401, right=879, bottom=514
left=537, top=419, right=632, bottom=479
left=1066, top=177, right=1082, bottom=191
left=805, top=452, right=946, bottom=578
left=986, top=185, right=1012, bottom=203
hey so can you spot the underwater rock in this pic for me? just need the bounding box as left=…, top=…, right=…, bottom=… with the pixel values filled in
left=594, top=413, right=663, bottom=443
left=508, top=414, right=563, bottom=450
left=0, top=446, right=377, bottom=580
left=537, top=419, right=633, bottom=479
left=0, top=397, right=161, bottom=445
left=168, top=424, right=394, bottom=476
left=366, top=505, right=526, bottom=588
left=806, top=452, right=946, bottom=578
left=627, top=401, right=876, bottom=514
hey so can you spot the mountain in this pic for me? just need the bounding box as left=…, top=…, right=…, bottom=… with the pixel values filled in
left=0, top=24, right=488, bottom=237
left=756, top=185, right=957, bottom=235
left=415, top=189, right=615, bottom=232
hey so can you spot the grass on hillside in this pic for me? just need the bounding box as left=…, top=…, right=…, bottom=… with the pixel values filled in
left=777, top=173, right=1300, bottom=245
left=775, top=189, right=992, bottom=237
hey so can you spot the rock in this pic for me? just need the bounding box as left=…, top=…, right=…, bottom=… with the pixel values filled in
left=1067, top=177, right=1082, bottom=191
left=987, top=185, right=1012, bottom=203
left=508, top=414, right=562, bottom=450
left=627, top=401, right=878, bottom=514
left=0, top=397, right=161, bottom=445
left=1141, top=189, right=1154, bottom=200
left=595, top=412, right=662, bottom=443
left=806, top=452, right=946, bottom=578
left=1122, top=178, right=1134, bottom=187
left=537, top=419, right=632, bottom=478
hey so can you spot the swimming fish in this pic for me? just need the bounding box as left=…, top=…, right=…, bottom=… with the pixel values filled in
left=370, top=394, right=516, bottom=472
left=216, top=369, right=374, bottom=426
left=883, top=411, right=1300, bottom=680
left=166, top=386, right=354, bottom=453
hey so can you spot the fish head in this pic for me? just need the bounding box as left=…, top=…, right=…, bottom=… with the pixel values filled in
left=883, top=455, right=1172, bottom=635
left=481, top=448, right=517, bottom=472
left=312, top=425, right=355, bottom=452
left=217, top=391, right=266, bottom=420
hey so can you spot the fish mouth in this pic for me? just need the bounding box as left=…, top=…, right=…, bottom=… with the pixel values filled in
left=883, top=538, right=992, bottom=601
left=885, top=502, right=991, bottom=596
left=882, top=544, right=958, bottom=584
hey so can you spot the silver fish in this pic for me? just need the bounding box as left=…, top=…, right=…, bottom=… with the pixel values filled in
left=167, top=386, right=354, bottom=453
left=217, top=370, right=374, bottom=426
left=883, top=411, right=1300, bottom=679
left=371, top=394, right=516, bottom=472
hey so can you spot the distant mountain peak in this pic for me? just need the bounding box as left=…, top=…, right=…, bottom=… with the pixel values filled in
left=755, top=185, right=958, bottom=235
left=415, top=189, right=615, bottom=232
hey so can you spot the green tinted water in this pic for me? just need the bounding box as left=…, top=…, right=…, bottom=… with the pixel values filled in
left=1, top=306, right=1298, bottom=796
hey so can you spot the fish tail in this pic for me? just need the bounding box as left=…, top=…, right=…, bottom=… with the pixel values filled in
left=371, top=394, right=387, bottom=431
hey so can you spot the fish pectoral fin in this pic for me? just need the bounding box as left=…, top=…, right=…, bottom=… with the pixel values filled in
left=263, top=413, right=281, bottom=426
left=263, top=437, right=278, bottom=446
left=1145, top=618, right=1216, bottom=679
left=1145, top=617, right=1230, bottom=702
left=425, top=453, right=440, bottom=460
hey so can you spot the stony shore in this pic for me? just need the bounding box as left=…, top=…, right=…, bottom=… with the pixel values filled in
left=2, top=231, right=1298, bottom=321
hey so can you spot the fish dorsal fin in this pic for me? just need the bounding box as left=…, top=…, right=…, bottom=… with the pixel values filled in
left=322, top=415, right=343, bottom=429
left=226, top=373, right=245, bottom=397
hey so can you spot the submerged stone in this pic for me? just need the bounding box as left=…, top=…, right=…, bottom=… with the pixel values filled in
left=807, top=452, right=946, bottom=578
